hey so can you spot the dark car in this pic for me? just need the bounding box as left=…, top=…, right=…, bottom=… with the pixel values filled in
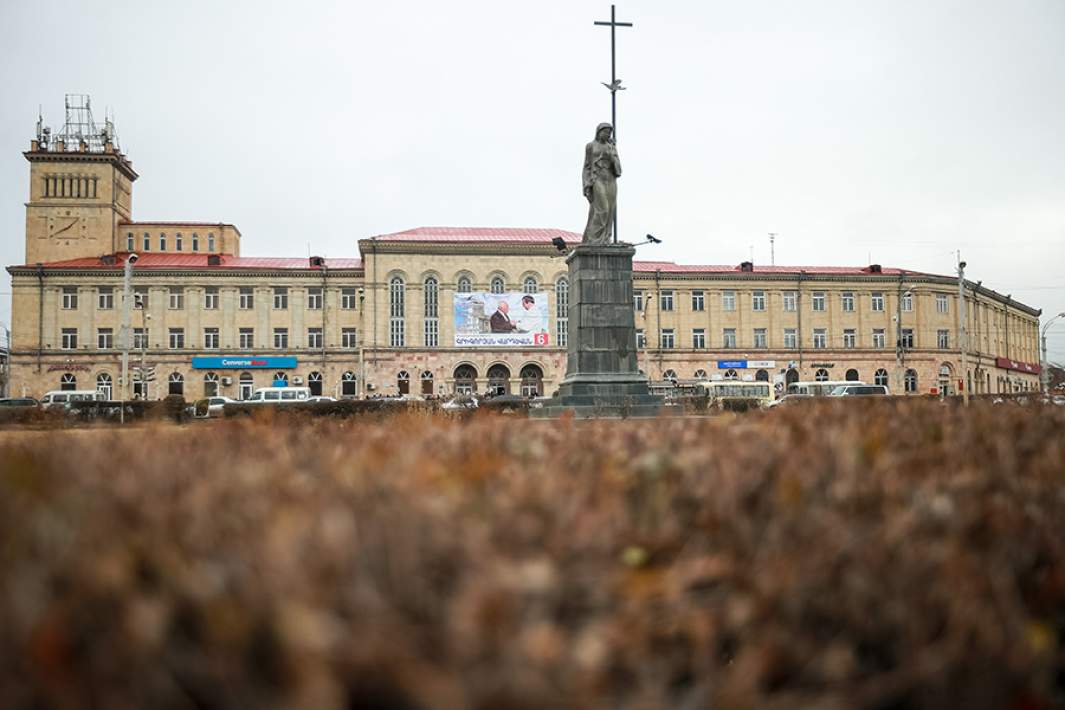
left=0, top=397, right=39, bottom=407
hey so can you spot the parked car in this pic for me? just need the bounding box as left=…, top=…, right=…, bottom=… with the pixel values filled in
left=766, top=393, right=813, bottom=408
left=828, top=384, right=890, bottom=397
left=204, top=396, right=238, bottom=417
left=307, top=396, right=337, bottom=403
left=442, top=395, right=479, bottom=411
left=0, top=397, right=39, bottom=408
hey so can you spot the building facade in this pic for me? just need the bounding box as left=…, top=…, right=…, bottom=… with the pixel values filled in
left=6, top=109, right=1044, bottom=400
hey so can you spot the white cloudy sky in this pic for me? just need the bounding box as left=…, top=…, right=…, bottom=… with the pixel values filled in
left=1, top=0, right=1063, bottom=360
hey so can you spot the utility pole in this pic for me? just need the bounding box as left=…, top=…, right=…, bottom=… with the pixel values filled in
left=119, top=253, right=137, bottom=423
left=895, top=275, right=904, bottom=395
left=957, top=255, right=969, bottom=405
left=594, top=4, right=632, bottom=244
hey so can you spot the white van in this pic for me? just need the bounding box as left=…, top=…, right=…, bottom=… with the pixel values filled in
left=40, top=390, right=107, bottom=410
left=787, top=380, right=865, bottom=397
left=245, top=386, right=312, bottom=404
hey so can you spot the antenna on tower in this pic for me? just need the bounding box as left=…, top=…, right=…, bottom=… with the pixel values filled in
left=768, top=232, right=777, bottom=266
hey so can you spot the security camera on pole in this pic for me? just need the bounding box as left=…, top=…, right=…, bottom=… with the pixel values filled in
left=119, top=253, right=138, bottom=423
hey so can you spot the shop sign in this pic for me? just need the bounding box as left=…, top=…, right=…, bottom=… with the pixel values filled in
left=191, top=356, right=298, bottom=370
left=47, top=363, right=91, bottom=372
left=995, top=357, right=1040, bottom=375
left=810, top=362, right=835, bottom=368
left=717, top=360, right=748, bottom=369
left=747, top=360, right=776, bottom=368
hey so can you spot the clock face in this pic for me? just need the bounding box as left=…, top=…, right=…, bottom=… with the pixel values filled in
left=49, top=216, right=82, bottom=238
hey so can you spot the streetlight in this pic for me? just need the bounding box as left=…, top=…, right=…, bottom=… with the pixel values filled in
left=119, top=253, right=138, bottom=423
left=0, top=321, right=10, bottom=398
left=1041, top=312, right=1065, bottom=395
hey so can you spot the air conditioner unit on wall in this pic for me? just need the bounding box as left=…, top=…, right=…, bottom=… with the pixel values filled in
left=221, top=376, right=232, bottom=386
left=292, top=376, right=303, bottom=384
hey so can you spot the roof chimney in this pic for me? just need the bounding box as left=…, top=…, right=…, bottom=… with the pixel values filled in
left=207, top=254, right=222, bottom=266
left=309, top=255, right=325, bottom=267
left=867, top=264, right=882, bottom=274
left=99, top=254, right=116, bottom=265
left=739, top=261, right=754, bottom=273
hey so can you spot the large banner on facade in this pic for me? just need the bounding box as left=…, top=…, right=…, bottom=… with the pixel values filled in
left=453, top=292, right=550, bottom=347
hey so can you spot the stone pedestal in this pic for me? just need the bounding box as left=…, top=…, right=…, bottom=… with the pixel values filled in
left=534, top=244, right=670, bottom=418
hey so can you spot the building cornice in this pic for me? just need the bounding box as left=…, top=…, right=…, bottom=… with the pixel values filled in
left=358, top=240, right=565, bottom=257
left=6, top=266, right=364, bottom=279
left=24, top=149, right=139, bottom=181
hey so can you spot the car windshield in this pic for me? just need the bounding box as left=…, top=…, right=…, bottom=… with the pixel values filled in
left=829, top=386, right=849, bottom=396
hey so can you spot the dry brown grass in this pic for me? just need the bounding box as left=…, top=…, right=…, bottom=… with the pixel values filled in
left=1, top=401, right=1063, bottom=709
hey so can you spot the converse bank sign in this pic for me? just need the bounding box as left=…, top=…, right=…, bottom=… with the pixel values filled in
left=191, top=356, right=297, bottom=369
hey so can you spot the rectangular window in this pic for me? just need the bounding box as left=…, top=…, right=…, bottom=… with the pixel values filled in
left=873, top=328, right=886, bottom=348
left=902, top=293, right=913, bottom=312
left=273, top=328, right=288, bottom=349
left=660, top=290, right=674, bottom=311
left=557, top=319, right=568, bottom=347
left=273, top=287, right=288, bottom=310
left=204, top=328, right=220, bottom=349
left=938, top=329, right=949, bottom=349
left=97, top=328, right=113, bottom=349
left=871, top=292, right=885, bottom=311
left=133, top=328, right=148, bottom=350
left=783, top=328, right=797, bottom=349
left=691, top=290, right=705, bottom=311
left=900, top=327, right=914, bottom=349
left=341, top=328, right=358, bottom=348
left=636, top=329, right=645, bottom=349
left=239, top=287, right=254, bottom=310
left=62, top=287, right=78, bottom=310
left=722, top=290, right=736, bottom=311
left=692, top=328, right=706, bottom=349
left=424, top=319, right=439, bottom=348
left=843, top=329, right=856, bottom=349
left=842, top=292, right=855, bottom=312
left=660, top=328, right=675, bottom=349
left=168, top=328, right=184, bottom=349
left=341, top=288, right=358, bottom=310
left=168, top=287, right=184, bottom=310
left=389, top=318, right=405, bottom=347
left=936, top=294, right=949, bottom=313
left=239, top=328, right=254, bottom=349
left=97, top=286, right=114, bottom=310
left=752, top=291, right=766, bottom=311
left=307, top=287, right=323, bottom=310
left=307, top=328, right=323, bottom=349
left=812, top=292, right=826, bottom=311
left=813, top=328, right=827, bottom=348
left=723, top=328, right=737, bottom=349
left=783, top=291, right=797, bottom=312
left=633, top=290, right=644, bottom=311
left=753, top=328, right=767, bottom=348
left=204, top=287, right=219, bottom=310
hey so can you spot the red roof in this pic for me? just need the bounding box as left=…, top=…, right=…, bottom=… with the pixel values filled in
left=632, top=261, right=946, bottom=278
left=19, top=253, right=362, bottom=270
left=367, top=226, right=582, bottom=243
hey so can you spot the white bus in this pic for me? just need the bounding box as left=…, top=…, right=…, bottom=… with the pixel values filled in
left=697, top=381, right=774, bottom=409
left=786, top=380, right=865, bottom=398
left=245, top=386, right=312, bottom=404
left=40, top=390, right=108, bottom=409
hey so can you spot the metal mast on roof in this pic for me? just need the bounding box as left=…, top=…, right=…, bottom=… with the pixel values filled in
left=594, top=5, right=632, bottom=244
left=52, top=94, right=118, bottom=153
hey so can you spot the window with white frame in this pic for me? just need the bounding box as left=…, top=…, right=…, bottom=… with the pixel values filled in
left=62, top=287, right=78, bottom=309
left=126, top=233, right=134, bottom=250
left=902, top=292, right=913, bottom=312
left=938, top=329, right=949, bottom=349
left=660, top=328, right=675, bottom=349
left=842, top=292, right=855, bottom=312
left=142, top=233, right=150, bottom=251
left=208, top=233, right=215, bottom=252
left=168, top=328, right=184, bottom=349
left=389, top=276, right=405, bottom=347
left=307, top=288, right=323, bottom=310
left=556, top=277, right=569, bottom=347
left=636, top=329, right=645, bottom=349
left=192, top=233, right=199, bottom=252
left=936, top=294, right=948, bottom=313
left=691, top=290, right=705, bottom=311
left=753, top=328, right=767, bottom=348
left=633, top=290, right=644, bottom=311
left=204, top=287, right=219, bottom=310
left=874, top=368, right=889, bottom=386
left=239, top=287, right=254, bottom=309
left=342, top=328, right=357, bottom=348
left=660, top=290, right=674, bottom=311
left=273, top=287, right=288, bottom=310
left=783, top=328, right=797, bottom=349
left=175, top=233, right=183, bottom=251
left=97, top=328, right=113, bottom=349
left=783, top=291, right=797, bottom=312
left=169, top=287, right=184, bottom=310
left=692, top=328, right=706, bottom=349
left=813, top=328, right=827, bottom=348
left=871, top=292, right=885, bottom=311
left=815, top=368, right=829, bottom=382
left=490, top=276, right=505, bottom=294
left=905, top=368, right=918, bottom=393
left=843, top=329, right=856, bottom=348
left=900, top=328, right=914, bottom=349
left=159, top=233, right=167, bottom=251
left=872, top=328, right=886, bottom=348
left=341, top=288, right=358, bottom=309
left=239, top=328, right=254, bottom=349
left=424, top=276, right=439, bottom=347
left=723, top=328, right=737, bottom=349
left=204, top=328, right=220, bottom=349
left=273, top=328, right=288, bottom=349
left=523, top=275, right=538, bottom=294
left=722, top=290, right=736, bottom=311
left=97, top=286, right=113, bottom=310
left=307, top=328, right=322, bottom=349
left=812, top=292, right=826, bottom=311
left=133, top=328, right=148, bottom=350
left=457, top=276, right=472, bottom=293
left=752, top=291, right=766, bottom=311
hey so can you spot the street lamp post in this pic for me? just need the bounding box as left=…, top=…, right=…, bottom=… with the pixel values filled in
left=119, top=253, right=138, bottom=423
left=957, top=258, right=969, bottom=405
left=0, top=322, right=10, bottom=398
left=1041, top=312, right=1065, bottom=395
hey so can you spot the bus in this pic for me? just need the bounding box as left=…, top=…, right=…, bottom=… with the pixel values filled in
left=696, top=381, right=774, bottom=409
left=786, top=380, right=865, bottom=398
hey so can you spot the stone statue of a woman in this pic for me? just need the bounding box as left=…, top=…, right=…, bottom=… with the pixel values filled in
left=581, top=122, right=621, bottom=245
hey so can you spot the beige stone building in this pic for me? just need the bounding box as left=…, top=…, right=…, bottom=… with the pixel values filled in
left=6, top=109, right=1044, bottom=401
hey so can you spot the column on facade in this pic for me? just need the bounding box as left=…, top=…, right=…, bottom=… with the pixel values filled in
left=256, top=286, right=270, bottom=350
left=222, top=286, right=236, bottom=349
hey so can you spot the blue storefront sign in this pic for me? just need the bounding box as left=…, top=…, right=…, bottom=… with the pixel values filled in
left=191, top=356, right=298, bottom=370
left=717, top=360, right=748, bottom=369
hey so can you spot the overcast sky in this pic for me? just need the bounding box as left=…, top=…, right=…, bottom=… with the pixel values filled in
left=1, top=0, right=1063, bottom=360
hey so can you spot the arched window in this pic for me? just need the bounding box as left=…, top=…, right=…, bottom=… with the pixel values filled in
left=60, top=373, right=77, bottom=390
left=490, top=276, right=505, bottom=294
left=175, top=233, right=183, bottom=251
left=273, top=372, right=288, bottom=386
left=454, top=364, right=477, bottom=394
left=523, top=275, right=539, bottom=294
left=555, top=277, right=569, bottom=347
left=96, top=373, right=112, bottom=399
left=143, top=232, right=150, bottom=251
left=755, top=369, right=769, bottom=382
left=815, top=368, right=829, bottom=382
left=397, top=370, right=410, bottom=395
left=694, top=368, right=708, bottom=379
left=457, top=275, right=472, bottom=293
left=239, top=372, right=254, bottom=400
left=420, top=370, right=434, bottom=395
left=207, top=233, right=216, bottom=252
left=168, top=371, right=184, bottom=396
left=126, top=233, right=134, bottom=250
left=203, top=372, right=219, bottom=397
left=904, top=368, right=918, bottom=394
left=845, top=368, right=860, bottom=382
left=191, top=233, right=199, bottom=252
left=520, top=364, right=543, bottom=397
left=663, top=369, right=678, bottom=381
left=724, top=369, right=739, bottom=380
left=786, top=369, right=800, bottom=386
left=424, top=276, right=439, bottom=347
left=341, top=371, right=358, bottom=397
left=389, top=276, right=405, bottom=347
left=308, top=371, right=323, bottom=396
left=487, top=363, right=511, bottom=395
left=874, top=368, right=889, bottom=387
left=159, top=233, right=167, bottom=251
left=938, top=363, right=953, bottom=396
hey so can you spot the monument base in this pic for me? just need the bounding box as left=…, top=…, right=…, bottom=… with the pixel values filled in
left=531, top=243, right=675, bottom=419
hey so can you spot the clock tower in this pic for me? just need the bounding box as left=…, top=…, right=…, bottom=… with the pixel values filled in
left=23, top=95, right=138, bottom=264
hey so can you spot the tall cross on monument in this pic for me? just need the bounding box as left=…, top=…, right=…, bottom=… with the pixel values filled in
left=594, top=4, right=632, bottom=244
